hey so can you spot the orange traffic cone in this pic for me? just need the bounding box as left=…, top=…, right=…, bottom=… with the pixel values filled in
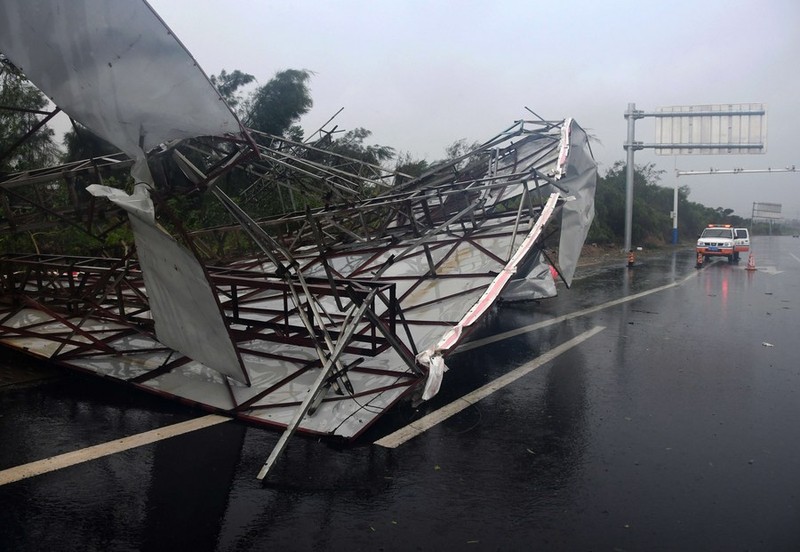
left=696, top=252, right=704, bottom=269
left=745, top=253, right=756, bottom=271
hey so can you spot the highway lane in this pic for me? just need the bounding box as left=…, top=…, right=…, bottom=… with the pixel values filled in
left=1, top=235, right=799, bottom=551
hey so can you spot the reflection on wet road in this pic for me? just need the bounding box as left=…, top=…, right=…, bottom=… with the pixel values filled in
left=2, top=236, right=799, bottom=551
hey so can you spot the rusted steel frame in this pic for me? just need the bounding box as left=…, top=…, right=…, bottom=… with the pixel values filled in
left=377, top=285, right=418, bottom=356
left=345, top=286, right=421, bottom=376
left=3, top=253, right=146, bottom=312
left=251, top=148, right=362, bottom=203
left=115, top=275, right=150, bottom=313
left=341, top=280, right=408, bottom=357
left=384, top=194, right=487, bottom=272
left=305, top=207, right=345, bottom=311
left=189, top=175, right=518, bottom=241
left=351, top=240, right=450, bottom=282
left=15, top=295, right=126, bottom=352
left=404, top=199, right=437, bottom=276
left=129, top=355, right=193, bottom=384
left=256, top=287, right=379, bottom=480
left=0, top=105, right=53, bottom=115
left=233, top=362, right=317, bottom=412
left=511, top=137, right=559, bottom=171
left=284, top=202, right=396, bottom=249
left=228, top=322, right=391, bottom=356
left=0, top=308, right=64, bottom=332
left=234, top=344, right=323, bottom=366
left=317, top=214, right=368, bottom=244
left=0, top=154, right=132, bottom=189
left=464, top=232, right=514, bottom=267
left=332, top=364, right=419, bottom=378
left=398, top=281, right=493, bottom=316
left=245, top=380, right=416, bottom=413
left=506, top=180, right=531, bottom=260
left=0, top=187, right=108, bottom=244
left=210, top=271, right=391, bottom=302
left=55, top=327, right=166, bottom=362
left=250, top=130, right=398, bottom=189
left=47, top=284, right=154, bottom=335
left=236, top=356, right=368, bottom=413
left=224, top=298, right=292, bottom=331
left=193, top=144, right=258, bottom=191
left=346, top=246, right=397, bottom=279
left=283, top=219, right=308, bottom=251
left=0, top=321, right=103, bottom=351
left=291, top=272, right=358, bottom=394
left=389, top=130, right=517, bottom=195
left=0, top=107, right=61, bottom=166
left=211, top=185, right=356, bottom=392
left=49, top=306, right=122, bottom=358
left=19, top=264, right=152, bottom=326
left=538, top=230, right=569, bottom=288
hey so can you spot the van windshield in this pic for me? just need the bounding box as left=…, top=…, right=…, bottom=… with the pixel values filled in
left=701, top=228, right=733, bottom=238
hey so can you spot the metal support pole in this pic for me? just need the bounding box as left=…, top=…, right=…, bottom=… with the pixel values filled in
left=672, top=185, right=679, bottom=245
left=623, top=103, right=637, bottom=252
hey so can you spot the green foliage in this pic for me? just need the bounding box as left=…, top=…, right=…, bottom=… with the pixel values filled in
left=0, top=56, right=59, bottom=173
left=62, top=123, right=118, bottom=162
left=443, top=138, right=481, bottom=161
left=245, top=69, right=313, bottom=137
left=329, top=128, right=394, bottom=165
left=394, top=151, right=430, bottom=182
left=588, top=161, right=748, bottom=246
left=209, top=69, right=255, bottom=113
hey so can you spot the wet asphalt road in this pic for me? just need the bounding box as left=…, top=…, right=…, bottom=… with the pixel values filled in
left=1, top=235, right=799, bottom=551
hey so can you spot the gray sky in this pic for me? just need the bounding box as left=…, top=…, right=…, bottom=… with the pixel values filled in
left=149, top=0, right=800, bottom=219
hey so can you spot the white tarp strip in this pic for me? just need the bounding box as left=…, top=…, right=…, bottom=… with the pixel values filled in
left=415, top=350, right=448, bottom=401
left=432, top=192, right=560, bottom=355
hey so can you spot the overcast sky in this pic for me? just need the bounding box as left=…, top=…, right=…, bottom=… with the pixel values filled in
left=148, top=0, right=799, bottom=219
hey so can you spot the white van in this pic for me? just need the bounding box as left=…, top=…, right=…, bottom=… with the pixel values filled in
left=696, top=224, right=750, bottom=262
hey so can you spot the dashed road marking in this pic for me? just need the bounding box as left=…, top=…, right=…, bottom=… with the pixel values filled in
left=376, top=272, right=698, bottom=448
left=455, top=275, right=692, bottom=353
left=0, top=414, right=231, bottom=486
left=374, top=326, right=606, bottom=449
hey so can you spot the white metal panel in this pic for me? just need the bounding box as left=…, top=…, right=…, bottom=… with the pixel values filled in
left=752, top=202, right=782, bottom=219
left=0, top=0, right=241, bottom=160
left=654, top=103, right=767, bottom=155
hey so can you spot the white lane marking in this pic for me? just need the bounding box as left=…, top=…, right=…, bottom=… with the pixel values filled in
left=455, top=274, right=694, bottom=353
left=0, top=414, right=231, bottom=486
left=790, top=253, right=800, bottom=264
left=374, top=325, right=606, bottom=449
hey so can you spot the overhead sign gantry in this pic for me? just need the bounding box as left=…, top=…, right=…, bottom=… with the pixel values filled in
left=623, top=103, right=766, bottom=249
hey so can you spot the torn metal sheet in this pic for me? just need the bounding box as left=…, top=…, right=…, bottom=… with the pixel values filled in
left=0, top=0, right=242, bottom=161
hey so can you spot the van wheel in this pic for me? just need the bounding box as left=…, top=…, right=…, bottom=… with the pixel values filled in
left=733, top=252, right=740, bottom=262
left=727, top=255, right=734, bottom=263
